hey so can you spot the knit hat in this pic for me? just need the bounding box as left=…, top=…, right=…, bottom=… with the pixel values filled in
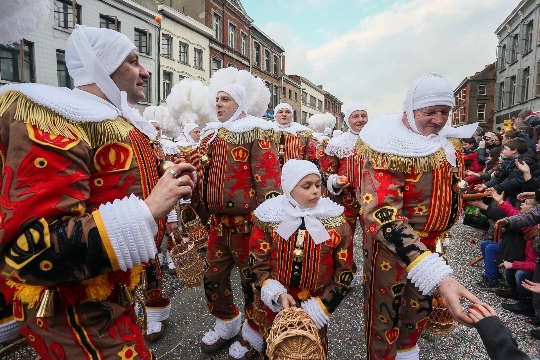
left=274, top=103, right=294, bottom=117
left=217, top=84, right=248, bottom=122
left=66, top=26, right=136, bottom=87
left=183, top=122, right=200, bottom=144
left=345, top=103, right=367, bottom=122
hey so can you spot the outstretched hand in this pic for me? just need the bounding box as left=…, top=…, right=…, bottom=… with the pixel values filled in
left=522, top=279, right=540, bottom=294
left=438, top=277, right=480, bottom=327
left=467, top=303, right=497, bottom=324
left=515, top=159, right=530, bottom=174
left=278, top=293, right=297, bottom=309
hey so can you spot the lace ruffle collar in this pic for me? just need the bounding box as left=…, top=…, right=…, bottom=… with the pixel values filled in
left=272, top=121, right=311, bottom=136
left=201, top=115, right=273, bottom=140
left=325, top=131, right=358, bottom=158
left=254, top=195, right=343, bottom=223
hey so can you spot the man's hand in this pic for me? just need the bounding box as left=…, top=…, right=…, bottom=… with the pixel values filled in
left=467, top=303, right=497, bottom=324
left=495, top=218, right=509, bottom=228
left=522, top=279, right=540, bottom=294
left=517, top=192, right=535, bottom=202
left=499, top=260, right=513, bottom=269
left=438, top=277, right=480, bottom=327
left=467, top=200, right=487, bottom=211
left=478, top=140, right=486, bottom=149
left=465, top=170, right=480, bottom=178
left=278, top=293, right=296, bottom=309
left=487, top=189, right=504, bottom=206
left=474, top=184, right=487, bottom=192
left=145, top=163, right=195, bottom=219
left=166, top=222, right=179, bottom=235
left=334, top=175, right=349, bottom=188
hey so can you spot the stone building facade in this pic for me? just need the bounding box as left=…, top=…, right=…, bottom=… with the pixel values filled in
left=323, top=90, right=343, bottom=130
left=289, top=75, right=326, bottom=125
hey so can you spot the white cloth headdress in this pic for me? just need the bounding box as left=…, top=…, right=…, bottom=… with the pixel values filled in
left=402, top=73, right=477, bottom=165
left=276, top=160, right=332, bottom=244
left=274, top=103, right=294, bottom=117
left=218, top=84, right=248, bottom=122
left=333, top=130, right=343, bottom=138
left=345, top=103, right=367, bottom=123
left=183, top=122, right=200, bottom=145
left=66, top=25, right=156, bottom=137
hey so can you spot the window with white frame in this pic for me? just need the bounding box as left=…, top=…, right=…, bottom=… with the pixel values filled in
left=134, top=29, right=150, bottom=55
left=241, top=33, right=247, bottom=56
left=212, top=58, right=222, bottom=74
left=318, top=99, right=322, bottom=110
left=163, top=71, right=172, bottom=99
left=254, top=42, right=261, bottom=67
left=162, top=34, right=172, bottom=58
left=179, top=42, right=188, bottom=64
left=477, top=103, right=486, bottom=121
left=194, top=48, right=203, bottom=69
left=229, top=23, right=237, bottom=50
left=273, top=55, right=279, bottom=75
left=301, top=91, right=307, bottom=103
left=510, top=75, right=517, bottom=105
left=510, top=34, right=518, bottom=63
left=54, top=0, right=81, bottom=28
left=535, top=60, right=540, bottom=97
left=526, top=21, right=534, bottom=53
left=264, top=49, right=270, bottom=72
left=522, top=67, right=530, bottom=101
left=499, top=81, right=505, bottom=109
left=0, top=41, right=35, bottom=82
left=213, top=13, right=222, bottom=41
left=56, top=50, right=72, bottom=88
left=478, top=84, right=487, bottom=95
left=142, top=72, right=151, bottom=103
left=309, top=95, right=316, bottom=107
left=100, top=14, right=119, bottom=31
left=302, top=111, right=307, bottom=123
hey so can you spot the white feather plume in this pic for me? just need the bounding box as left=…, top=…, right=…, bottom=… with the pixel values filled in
left=142, top=106, right=181, bottom=138
left=307, top=113, right=336, bottom=132
left=208, top=68, right=270, bottom=117
left=0, top=0, right=51, bottom=44
left=166, top=78, right=215, bottom=128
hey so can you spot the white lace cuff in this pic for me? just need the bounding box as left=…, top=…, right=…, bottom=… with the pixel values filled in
left=442, top=237, right=450, bottom=247
left=407, top=253, right=453, bottom=296
left=146, top=303, right=171, bottom=323
left=98, top=195, right=158, bottom=271
left=167, top=210, right=177, bottom=223
left=0, top=319, right=20, bottom=343
left=327, top=174, right=342, bottom=195
left=241, top=320, right=263, bottom=352
left=301, top=297, right=329, bottom=329
left=261, top=279, right=287, bottom=312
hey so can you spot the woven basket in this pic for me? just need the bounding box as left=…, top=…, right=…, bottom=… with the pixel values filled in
left=181, top=206, right=209, bottom=250
left=266, top=307, right=325, bottom=360
left=0, top=338, right=41, bottom=360
left=169, top=241, right=204, bottom=288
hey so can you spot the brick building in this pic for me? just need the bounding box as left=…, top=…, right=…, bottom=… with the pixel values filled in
left=289, top=75, right=326, bottom=125
left=323, top=90, right=344, bottom=130
left=250, top=24, right=285, bottom=117
left=452, top=63, right=496, bottom=132
left=281, top=75, right=302, bottom=122
left=205, top=0, right=252, bottom=73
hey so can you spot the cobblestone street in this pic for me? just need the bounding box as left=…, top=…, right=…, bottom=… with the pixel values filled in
left=151, top=225, right=540, bottom=359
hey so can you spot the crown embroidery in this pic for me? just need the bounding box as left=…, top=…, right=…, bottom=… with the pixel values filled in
left=374, top=206, right=397, bottom=226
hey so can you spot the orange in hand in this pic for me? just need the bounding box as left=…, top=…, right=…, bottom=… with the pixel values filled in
left=341, top=177, right=349, bottom=184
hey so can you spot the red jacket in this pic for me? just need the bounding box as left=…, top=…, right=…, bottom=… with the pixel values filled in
left=463, top=149, right=483, bottom=172
left=512, top=240, right=537, bottom=273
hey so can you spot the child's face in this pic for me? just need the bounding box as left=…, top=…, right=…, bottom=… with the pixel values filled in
left=502, top=145, right=517, bottom=159
left=520, top=199, right=536, bottom=212
left=290, top=174, right=321, bottom=208
left=462, top=142, right=474, bottom=150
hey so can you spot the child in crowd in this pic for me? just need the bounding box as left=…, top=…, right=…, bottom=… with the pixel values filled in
left=463, top=137, right=484, bottom=191
left=469, top=303, right=531, bottom=360
left=249, top=159, right=353, bottom=357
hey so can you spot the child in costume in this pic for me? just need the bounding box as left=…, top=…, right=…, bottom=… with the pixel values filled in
left=249, top=159, right=353, bottom=357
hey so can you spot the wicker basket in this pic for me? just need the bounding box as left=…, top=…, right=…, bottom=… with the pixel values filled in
left=0, top=338, right=41, bottom=360
left=266, top=307, right=325, bottom=360
left=181, top=206, right=209, bottom=250
left=424, top=292, right=454, bottom=335
left=169, top=240, right=204, bottom=288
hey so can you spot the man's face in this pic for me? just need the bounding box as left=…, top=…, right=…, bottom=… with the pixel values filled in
left=348, top=110, right=368, bottom=133
left=412, top=105, right=451, bottom=136
left=110, top=50, right=149, bottom=104
left=215, top=92, right=239, bottom=122
left=189, top=128, right=201, bottom=142
left=462, top=142, right=474, bottom=150
left=275, top=108, right=293, bottom=125
left=152, top=122, right=162, bottom=138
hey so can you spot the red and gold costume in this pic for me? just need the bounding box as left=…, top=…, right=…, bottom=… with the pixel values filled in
left=357, top=113, right=463, bottom=360
left=0, top=83, right=167, bottom=359
left=272, top=122, right=318, bottom=167
left=194, top=116, right=281, bottom=340
left=249, top=195, right=353, bottom=356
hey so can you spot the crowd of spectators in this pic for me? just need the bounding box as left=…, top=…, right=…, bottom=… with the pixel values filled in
left=461, top=113, right=540, bottom=343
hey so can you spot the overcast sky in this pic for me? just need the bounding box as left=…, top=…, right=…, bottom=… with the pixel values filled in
left=242, top=0, right=519, bottom=117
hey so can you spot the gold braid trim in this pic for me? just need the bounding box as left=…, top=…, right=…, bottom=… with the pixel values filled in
left=253, top=214, right=346, bottom=232
left=177, top=145, right=192, bottom=152
left=217, top=127, right=274, bottom=144
left=0, top=91, right=133, bottom=148
left=272, top=130, right=313, bottom=143
left=297, top=130, right=313, bottom=138
left=355, top=138, right=462, bottom=172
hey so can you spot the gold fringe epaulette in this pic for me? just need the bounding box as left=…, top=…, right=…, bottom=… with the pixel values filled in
left=0, top=90, right=133, bottom=148
left=355, top=138, right=463, bottom=173
left=177, top=145, right=192, bottom=152
left=273, top=130, right=312, bottom=143
left=217, top=127, right=274, bottom=144
left=253, top=214, right=346, bottom=232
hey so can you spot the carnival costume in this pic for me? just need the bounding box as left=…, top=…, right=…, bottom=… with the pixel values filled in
left=250, top=160, right=353, bottom=357
left=271, top=103, right=317, bottom=167
left=195, top=73, right=281, bottom=359
left=357, top=74, right=476, bottom=359
left=0, top=25, right=170, bottom=359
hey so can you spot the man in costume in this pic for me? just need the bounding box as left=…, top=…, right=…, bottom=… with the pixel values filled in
left=356, top=73, right=480, bottom=360
left=322, top=104, right=368, bottom=282
left=272, top=103, right=318, bottom=167
left=0, top=25, right=195, bottom=359
left=196, top=70, right=281, bottom=359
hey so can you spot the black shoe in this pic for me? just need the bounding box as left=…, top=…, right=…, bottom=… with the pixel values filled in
left=495, top=288, right=519, bottom=300
left=501, top=302, right=536, bottom=316
left=475, top=277, right=499, bottom=291
left=531, top=329, right=540, bottom=340
left=527, top=316, right=540, bottom=327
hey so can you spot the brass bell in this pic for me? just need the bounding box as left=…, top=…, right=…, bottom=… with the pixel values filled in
left=453, top=179, right=468, bottom=194
left=35, top=288, right=55, bottom=318
left=216, top=223, right=223, bottom=237
left=139, top=270, right=148, bottom=290
left=118, top=283, right=135, bottom=308
left=292, top=248, right=304, bottom=262
left=200, top=154, right=210, bottom=167
left=242, top=220, right=251, bottom=234
left=158, top=160, right=174, bottom=176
